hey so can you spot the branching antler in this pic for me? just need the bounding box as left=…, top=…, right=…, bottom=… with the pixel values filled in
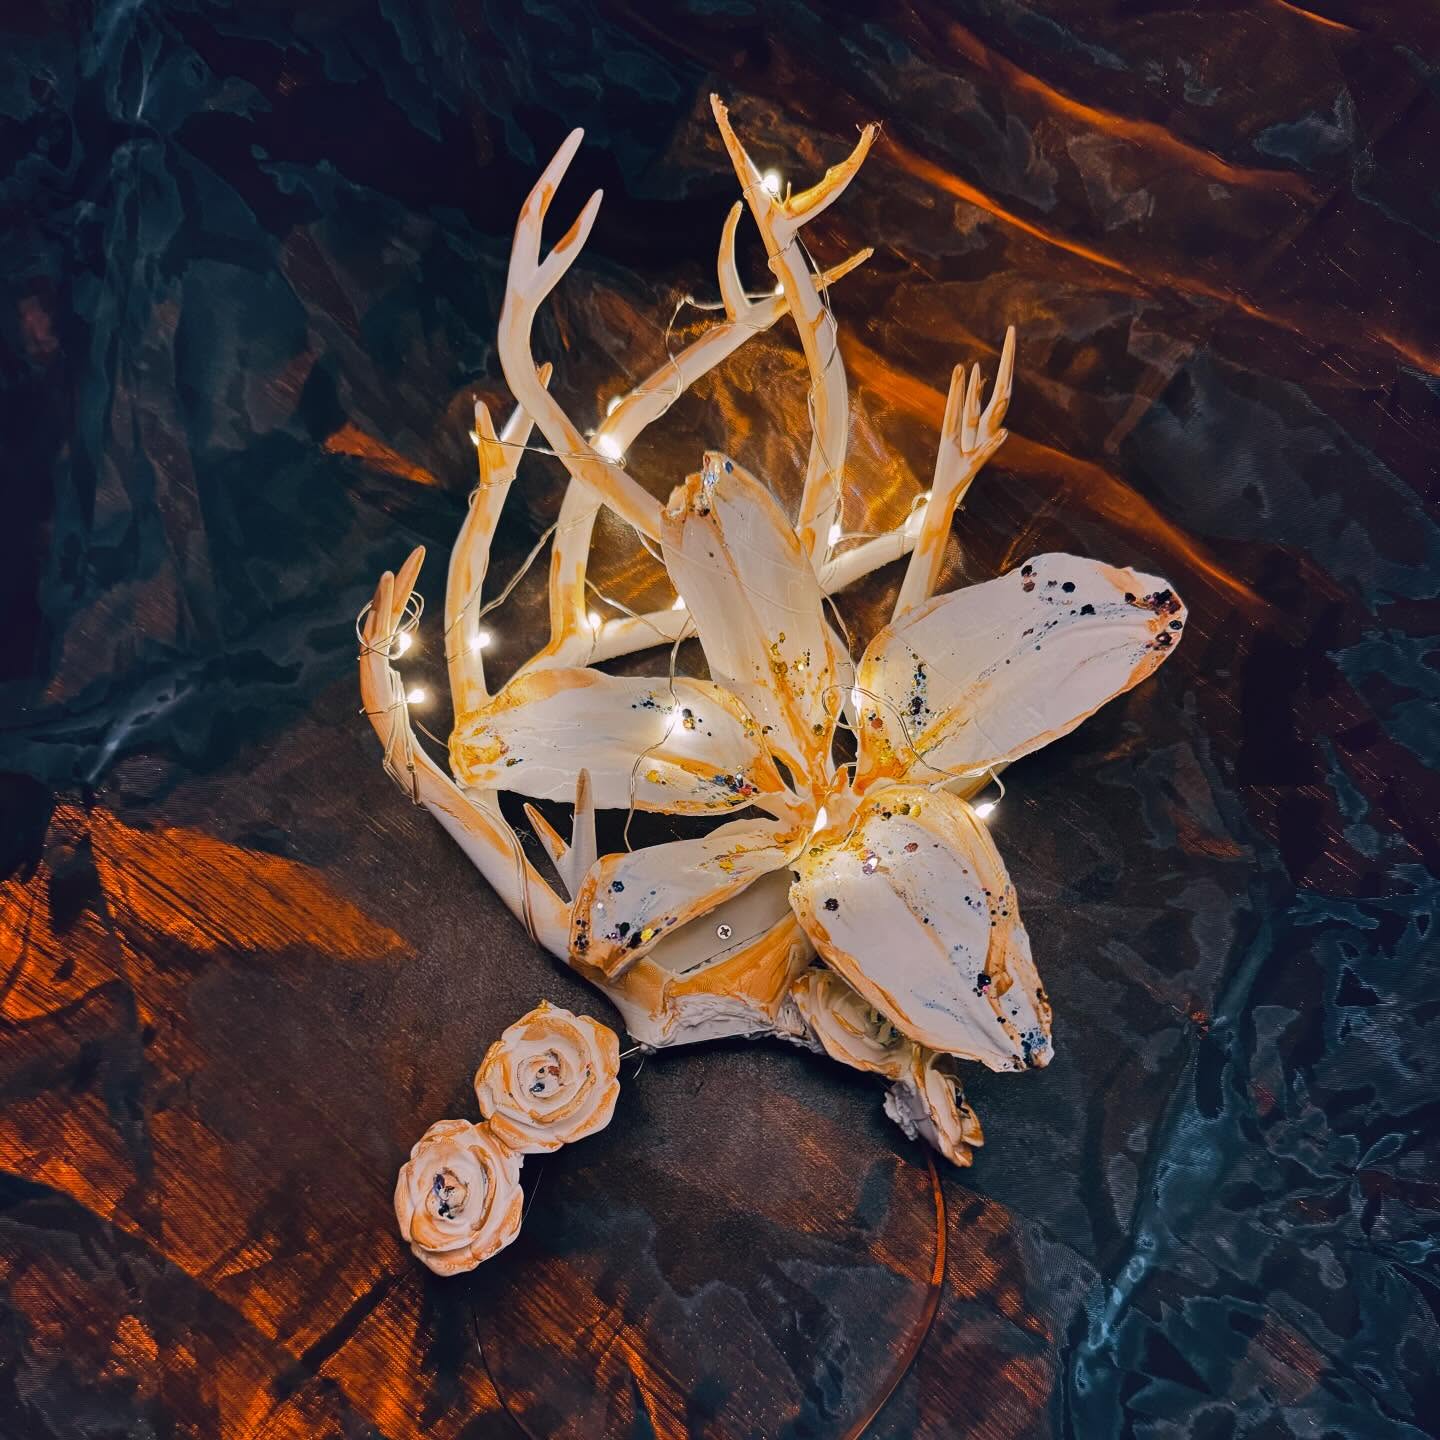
left=894, top=324, right=1015, bottom=619
left=497, top=129, right=664, bottom=544
left=532, top=202, right=873, bottom=670
left=360, top=111, right=1016, bottom=1003
left=711, top=94, right=875, bottom=566
left=446, top=365, right=550, bottom=715
left=359, top=553, right=569, bottom=951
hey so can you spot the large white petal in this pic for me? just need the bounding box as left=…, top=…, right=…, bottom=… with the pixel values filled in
left=854, top=554, right=1186, bottom=787
left=662, top=453, right=841, bottom=799
left=449, top=669, right=785, bottom=813
left=571, top=817, right=802, bottom=978
left=789, top=785, right=1052, bottom=1071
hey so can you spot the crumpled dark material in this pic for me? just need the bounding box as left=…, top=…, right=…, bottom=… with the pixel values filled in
left=1, top=2, right=1437, bottom=1437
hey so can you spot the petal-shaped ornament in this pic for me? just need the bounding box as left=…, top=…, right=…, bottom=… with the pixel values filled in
left=662, top=453, right=841, bottom=798
left=854, top=554, right=1185, bottom=787
left=571, top=817, right=802, bottom=978
left=789, top=785, right=1052, bottom=1071
left=450, top=668, right=785, bottom=813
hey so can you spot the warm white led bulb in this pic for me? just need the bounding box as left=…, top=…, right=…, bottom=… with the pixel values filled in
left=595, top=433, right=624, bottom=461
left=761, top=169, right=782, bottom=196
left=393, top=630, right=413, bottom=656
left=671, top=595, right=686, bottom=611
left=974, top=800, right=997, bottom=819
left=605, top=394, right=622, bottom=416
left=828, top=521, right=843, bottom=546
left=810, top=805, right=829, bottom=836
left=470, top=629, right=492, bottom=653
left=406, top=686, right=428, bottom=706
left=588, top=610, right=602, bottom=632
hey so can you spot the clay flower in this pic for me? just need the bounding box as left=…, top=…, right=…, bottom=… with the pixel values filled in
left=884, top=1050, right=985, bottom=1169
left=568, top=452, right=1185, bottom=1087
left=791, top=968, right=984, bottom=1166
left=474, top=1002, right=621, bottom=1153
left=394, top=1119, right=524, bottom=1275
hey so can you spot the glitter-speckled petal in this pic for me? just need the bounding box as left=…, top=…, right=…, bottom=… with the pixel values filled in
left=449, top=668, right=785, bottom=813
left=571, top=817, right=801, bottom=978
left=662, top=452, right=841, bottom=800
left=854, top=554, right=1186, bottom=787
left=789, top=785, right=1052, bottom=1071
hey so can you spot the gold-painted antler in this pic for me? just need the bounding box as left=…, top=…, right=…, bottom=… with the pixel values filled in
left=710, top=94, right=876, bottom=567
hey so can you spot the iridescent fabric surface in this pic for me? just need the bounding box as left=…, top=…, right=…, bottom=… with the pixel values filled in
left=1, top=2, right=1437, bottom=1436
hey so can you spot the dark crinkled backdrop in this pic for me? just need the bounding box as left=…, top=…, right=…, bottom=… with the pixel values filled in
left=1, top=1, right=1437, bottom=1437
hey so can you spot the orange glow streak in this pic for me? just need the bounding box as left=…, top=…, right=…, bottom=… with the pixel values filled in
left=936, top=19, right=1316, bottom=198
left=885, top=137, right=1440, bottom=378
left=80, top=808, right=413, bottom=961
left=324, top=422, right=439, bottom=486
left=1269, top=0, right=1360, bottom=32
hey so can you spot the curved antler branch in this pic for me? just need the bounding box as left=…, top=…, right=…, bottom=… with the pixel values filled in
left=534, top=205, right=872, bottom=669
left=893, top=325, right=1015, bottom=619
left=711, top=94, right=876, bottom=567
left=445, top=365, right=552, bottom=717
left=497, top=128, right=664, bottom=543
left=359, top=549, right=570, bottom=954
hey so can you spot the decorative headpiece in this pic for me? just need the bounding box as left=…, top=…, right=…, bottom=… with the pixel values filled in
left=361, top=97, right=1185, bottom=1269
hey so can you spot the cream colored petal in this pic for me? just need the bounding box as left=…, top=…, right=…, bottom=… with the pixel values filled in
left=662, top=452, right=841, bottom=798
left=596, top=871, right=815, bottom=1047
left=449, top=668, right=785, bottom=814
left=571, top=817, right=801, bottom=978
left=855, top=554, right=1186, bottom=786
left=789, top=785, right=1052, bottom=1071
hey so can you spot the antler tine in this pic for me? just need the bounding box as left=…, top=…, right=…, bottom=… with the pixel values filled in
left=528, top=212, right=873, bottom=672
left=445, top=365, right=553, bottom=717
left=893, top=326, right=1016, bottom=620
left=359, top=557, right=570, bottom=952
left=498, top=129, right=664, bottom=544
left=710, top=94, right=875, bottom=568
left=782, top=126, right=877, bottom=232
left=716, top=201, right=748, bottom=318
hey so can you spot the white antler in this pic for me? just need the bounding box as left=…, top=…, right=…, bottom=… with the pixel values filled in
left=893, top=325, right=1015, bottom=619
left=445, top=365, right=550, bottom=717
left=711, top=94, right=876, bottom=566
left=496, top=128, right=663, bottom=544
left=534, top=203, right=873, bottom=669
left=359, top=551, right=569, bottom=951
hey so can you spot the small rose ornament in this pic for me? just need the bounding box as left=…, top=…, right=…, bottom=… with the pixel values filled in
left=791, top=964, right=984, bottom=1166
left=394, top=1119, right=524, bottom=1275
left=884, top=1050, right=985, bottom=1168
left=474, top=1000, right=621, bottom=1153
left=791, top=967, right=908, bottom=1077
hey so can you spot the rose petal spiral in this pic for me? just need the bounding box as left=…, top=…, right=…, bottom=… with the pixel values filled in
left=790, top=966, right=909, bottom=1079
left=474, top=1001, right=621, bottom=1154
left=884, top=1050, right=985, bottom=1167
left=394, top=1118, right=524, bottom=1275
